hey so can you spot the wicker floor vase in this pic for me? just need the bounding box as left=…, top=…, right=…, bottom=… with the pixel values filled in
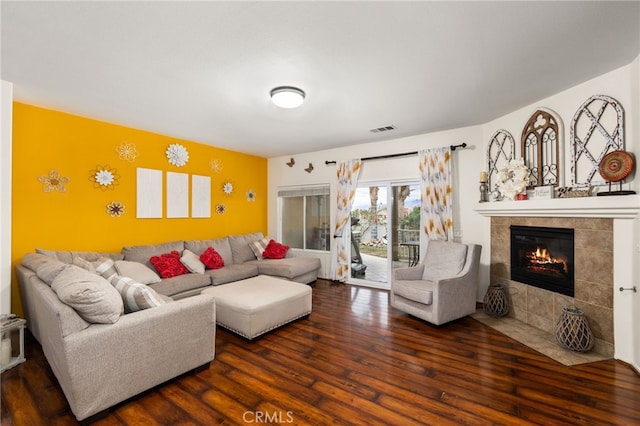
left=555, top=307, right=595, bottom=352
left=483, top=284, right=509, bottom=317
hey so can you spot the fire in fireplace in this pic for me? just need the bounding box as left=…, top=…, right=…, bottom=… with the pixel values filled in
left=510, top=225, right=575, bottom=297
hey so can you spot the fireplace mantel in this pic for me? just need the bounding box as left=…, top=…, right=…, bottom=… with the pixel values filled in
left=475, top=195, right=640, bottom=219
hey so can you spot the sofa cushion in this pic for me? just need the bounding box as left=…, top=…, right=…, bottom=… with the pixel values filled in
left=150, top=251, right=190, bottom=278
left=228, top=232, right=265, bottom=264
left=262, top=240, right=290, bottom=259
left=109, top=275, right=168, bottom=313
left=205, top=264, right=259, bottom=286
left=245, top=257, right=321, bottom=280
left=422, top=240, right=467, bottom=281
left=147, top=273, right=212, bottom=297
left=51, top=265, right=124, bottom=324
left=121, top=241, right=185, bottom=269
left=249, top=237, right=269, bottom=260
left=114, top=260, right=162, bottom=284
left=200, top=247, right=225, bottom=269
left=180, top=249, right=205, bottom=274
left=184, top=238, right=233, bottom=265
left=36, top=248, right=124, bottom=264
left=393, top=280, right=434, bottom=305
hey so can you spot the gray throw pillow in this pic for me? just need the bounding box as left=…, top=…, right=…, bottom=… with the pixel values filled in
left=422, top=240, right=468, bottom=281
left=51, top=265, right=123, bottom=324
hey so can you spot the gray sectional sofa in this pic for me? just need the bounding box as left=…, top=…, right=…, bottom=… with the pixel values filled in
left=15, top=232, right=320, bottom=422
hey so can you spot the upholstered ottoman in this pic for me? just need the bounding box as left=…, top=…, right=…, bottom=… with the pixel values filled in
left=201, top=275, right=312, bottom=339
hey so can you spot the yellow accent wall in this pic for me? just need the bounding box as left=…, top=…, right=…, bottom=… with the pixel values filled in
left=11, top=102, right=267, bottom=315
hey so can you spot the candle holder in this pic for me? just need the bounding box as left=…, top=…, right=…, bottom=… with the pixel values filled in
left=479, top=181, right=489, bottom=202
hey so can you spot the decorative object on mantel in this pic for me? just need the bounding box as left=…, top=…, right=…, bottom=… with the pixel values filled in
left=304, top=163, right=314, bottom=173
left=166, top=143, right=189, bottom=167
left=90, top=165, right=120, bottom=191
left=479, top=171, right=489, bottom=202
left=527, top=185, right=554, bottom=200
left=557, top=186, right=592, bottom=198
left=490, top=185, right=502, bottom=202
left=106, top=201, right=125, bottom=217
left=596, top=150, right=636, bottom=196
left=286, top=158, right=295, bottom=167
left=487, top=129, right=515, bottom=190
left=483, top=284, right=509, bottom=317
left=116, top=141, right=138, bottom=162
left=38, top=170, right=70, bottom=193
left=571, top=95, right=624, bottom=187
left=246, top=188, right=256, bottom=202
left=521, top=109, right=562, bottom=188
left=555, top=307, right=594, bottom=352
left=495, top=158, right=531, bottom=201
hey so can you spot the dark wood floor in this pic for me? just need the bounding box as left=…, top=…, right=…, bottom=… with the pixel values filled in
left=2, top=279, right=640, bottom=425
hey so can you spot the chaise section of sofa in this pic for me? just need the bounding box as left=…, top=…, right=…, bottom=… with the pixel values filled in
left=16, top=253, right=216, bottom=422
left=228, top=233, right=321, bottom=284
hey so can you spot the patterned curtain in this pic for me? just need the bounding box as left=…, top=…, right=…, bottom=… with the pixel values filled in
left=419, top=147, right=453, bottom=242
left=330, top=159, right=362, bottom=281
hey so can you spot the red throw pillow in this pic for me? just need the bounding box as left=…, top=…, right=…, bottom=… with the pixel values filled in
left=149, top=250, right=190, bottom=278
left=200, top=247, right=225, bottom=269
left=262, top=240, right=290, bottom=259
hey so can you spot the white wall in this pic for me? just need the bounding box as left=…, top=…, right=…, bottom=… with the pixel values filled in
left=268, top=124, right=491, bottom=297
left=1, top=81, right=13, bottom=315
left=268, top=56, right=640, bottom=310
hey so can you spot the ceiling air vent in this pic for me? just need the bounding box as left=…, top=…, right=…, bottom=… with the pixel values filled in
left=370, top=125, right=396, bottom=133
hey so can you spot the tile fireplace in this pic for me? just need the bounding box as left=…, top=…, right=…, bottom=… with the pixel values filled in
left=476, top=193, right=640, bottom=366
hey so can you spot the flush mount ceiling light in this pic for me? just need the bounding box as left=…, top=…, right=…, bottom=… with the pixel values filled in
left=270, top=86, right=305, bottom=108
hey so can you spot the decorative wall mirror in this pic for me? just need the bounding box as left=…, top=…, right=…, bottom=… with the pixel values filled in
left=487, top=129, right=515, bottom=190
left=570, top=95, right=624, bottom=187
left=521, top=109, right=562, bottom=188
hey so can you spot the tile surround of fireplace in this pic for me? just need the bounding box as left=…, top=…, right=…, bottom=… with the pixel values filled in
left=491, top=216, right=613, bottom=357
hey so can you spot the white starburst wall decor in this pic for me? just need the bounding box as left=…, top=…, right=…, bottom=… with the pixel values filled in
left=90, top=165, right=120, bottom=191
left=222, top=181, right=234, bottom=196
left=166, top=143, right=189, bottom=167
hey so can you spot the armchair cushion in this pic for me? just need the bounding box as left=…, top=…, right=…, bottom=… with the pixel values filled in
left=422, top=240, right=467, bottom=281
left=393, top=280, right=433, bottom=305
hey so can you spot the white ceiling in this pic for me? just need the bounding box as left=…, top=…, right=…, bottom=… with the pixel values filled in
left=2, top=1, right=639, bottom=158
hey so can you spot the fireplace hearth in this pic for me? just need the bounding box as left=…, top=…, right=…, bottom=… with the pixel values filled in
left=510, top=225, right=575, bottom=297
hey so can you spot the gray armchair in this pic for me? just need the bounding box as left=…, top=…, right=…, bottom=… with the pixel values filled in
left=391, top=240, right=481, bottom=325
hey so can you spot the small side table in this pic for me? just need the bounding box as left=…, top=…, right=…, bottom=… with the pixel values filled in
left=1, top=316, right=26, bottom=373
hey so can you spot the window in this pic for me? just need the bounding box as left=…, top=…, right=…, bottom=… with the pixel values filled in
left=278, top=185, right=330, bottom=251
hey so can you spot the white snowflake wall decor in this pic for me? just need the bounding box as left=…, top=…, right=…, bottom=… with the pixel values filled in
left=116, top=141, right=138, bottom=162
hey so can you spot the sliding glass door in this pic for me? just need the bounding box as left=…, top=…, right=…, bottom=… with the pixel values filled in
left=349, top=181, right=420, bottom=289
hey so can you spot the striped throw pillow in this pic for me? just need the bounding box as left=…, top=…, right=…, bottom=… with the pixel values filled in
left=249, top=237, right=270, bottom=260
left=94, top=257, right=166, bottom=313
left=109, top=275, right=166, bottom=313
